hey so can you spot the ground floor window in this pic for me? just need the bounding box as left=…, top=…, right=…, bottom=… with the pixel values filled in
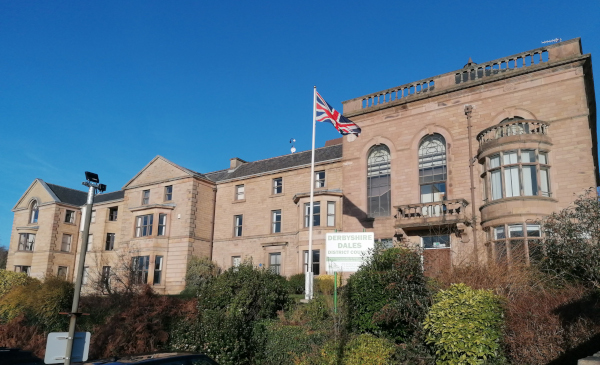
left=422, top=235, right=451, bottom=249
left=57, top=266, right=68, bottom=280
left=153, top=256, right=163, bottom=285
left=15, top=266, right=31, bottom=275
left=375, top=238, right=394, bottom=249
left=102, top=266, right=111, bottom=290
left=488, top=223, right=541, bottom=265
left=131, top=256, right=150, bottom=284
left=303, top=250, right=320, bottom=275
left=232, top=256, right=241, bottom=268
left=269, top=253, right=281, bottom=275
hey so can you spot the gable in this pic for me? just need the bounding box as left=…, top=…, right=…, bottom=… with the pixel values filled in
left=124, top=157, right=193, bottom=188
left=13, top=179, right=59, bottom=210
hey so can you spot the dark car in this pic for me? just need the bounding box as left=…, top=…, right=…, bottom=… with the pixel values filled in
left=84, top=353, right=219, bottom=365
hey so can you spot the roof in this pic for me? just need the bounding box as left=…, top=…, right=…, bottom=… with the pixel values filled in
left=204, top=144, right=343, bottom=182
left=46, top=183, right=124, bottom=206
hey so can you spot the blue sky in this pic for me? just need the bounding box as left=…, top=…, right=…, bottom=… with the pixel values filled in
left=1, top=1, right=599, bottom=249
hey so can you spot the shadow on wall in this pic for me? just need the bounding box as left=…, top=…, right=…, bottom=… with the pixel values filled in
left=342, top=195, right=373, bottom=230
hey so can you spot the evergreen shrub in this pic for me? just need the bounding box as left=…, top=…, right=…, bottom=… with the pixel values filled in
left=180, top=256, right=221, bottom=296
left=345, top=246, right=430, bottom=341
left=423, top=283, right=505, bottom=365
left=0, top=270, right=34, bottom=298
left=288, top=273, right=305, bottom=294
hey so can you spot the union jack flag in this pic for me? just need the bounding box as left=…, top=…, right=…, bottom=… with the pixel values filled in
left=316, top=91, right=361, bottom=135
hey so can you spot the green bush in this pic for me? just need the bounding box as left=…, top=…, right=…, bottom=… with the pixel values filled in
left=540, top=189, right=600, bottom=286
left=172, top=261, right=291, bottom=365
left=180, top=256, right=221, bottom=296
left=345, top=246, right=430, bottom=342
left=0, top=276, right=73, bottom=332
left=0, top=270, right=34, bottom=298
left=288, top=273, right=306, bottom=294
left=423, top=283, right=505, bottom=365
left=297, top=334, right=396, bottom=365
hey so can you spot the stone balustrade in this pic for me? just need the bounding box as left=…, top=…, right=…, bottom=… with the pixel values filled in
left=455, top=50, right=549, bottom=84
left=360, top=78, right=436, bottom=109
left=476, top=119, right=549, bottom=148
left=394, top=199, right=469, bottom=229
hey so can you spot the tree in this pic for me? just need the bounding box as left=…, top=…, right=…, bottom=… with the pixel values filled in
left=540, top=188, right=600, bottom=287
left=0, top=246, right=7, bottom=270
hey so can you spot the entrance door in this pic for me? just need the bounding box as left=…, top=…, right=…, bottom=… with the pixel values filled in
left=422, top=235, right=451, bottom=277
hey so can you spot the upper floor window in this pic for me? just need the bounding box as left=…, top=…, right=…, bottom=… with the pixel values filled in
left=30, top=201, right=39, bottom=224
left=164, top=186, right=173, bottom=201
left=142, top=190, right=150, bottom=205
left=273, top=178, right=283, bottom=194
left=367, top=145, right=391, bottom=217
left=65, top=210, right=75, bottom=224
left=61, top=234, right=72, bottom=252
left=105, top=233, right=115, bottom=251
left=18, top=233, right=35, bottom=251
left=272, top=210, right=282, bottom=233
left=327, top=201, right=335, bottom=227
left=86, top=234, right=93, bottom=251
left=109, top=207, right=118, bottom=221
left=485, top=149, right=550, bottom=201
left=91, top=210, right=96, bottom=223
left=234, top=215, right=243, bottom=237
left=235, top=185, right=245, bottom=200
left=158, top=214, right=167, bottom=236
left=135, top=214, right=153, bottom=237
left=304, top=202, right=320, bottom=227
left=419, top=134, right=447, bottom=206
left=315, top=171, right=326, bottom=188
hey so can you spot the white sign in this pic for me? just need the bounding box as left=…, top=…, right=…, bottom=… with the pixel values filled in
left=325, top=232, right=374, bottom=273
left=44, top=332, right=90, bottom=364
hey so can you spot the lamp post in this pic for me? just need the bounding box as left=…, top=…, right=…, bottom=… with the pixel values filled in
left=63, top=172, right=106, bottom=365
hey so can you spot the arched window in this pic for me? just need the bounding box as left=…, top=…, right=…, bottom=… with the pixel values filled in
left=30, top=201, right=39, bottom=224
left=419, top=134, right=447, bottom=206
left=367, top=145, right=391, bottom=217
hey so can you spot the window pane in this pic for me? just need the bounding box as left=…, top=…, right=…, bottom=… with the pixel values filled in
left=495, top=241, right=507, bottom=264
left=526, top=224, right=541, bottom=237
left=508, top=224, right=524, bottom=237
left=489, top=155, right=500, bottom=169
left=504, top=166, right=520, bottom=197
left=423, top=235, right=450, bottom=249
left=491, top=170, right=503, bottom=200
left=539, top=152, right=548, bottom=164
left=521, top=150, right=536, bottom=163
left=510, top=239, right=526, bottom=264
left=522, top=165, right=538, bottom=196
left=540, top=168, right=550, bottom=196
left=503, top=151, right=518, bottom=165
left=367, top=145, right=391, bottom=217
left=494, top=226, right=505, bottom=240
left=327, top=202, right=335, bottom=227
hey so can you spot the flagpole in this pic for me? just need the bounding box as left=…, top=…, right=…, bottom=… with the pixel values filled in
left=306, top=86, right=317, bottom=301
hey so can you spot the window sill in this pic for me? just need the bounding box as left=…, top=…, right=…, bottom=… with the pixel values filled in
left=480, top=195, right=557, bottom=209
left=270, top=193, right=285, bottom=198
left=233, top=199, right=246, bottom=204
left=16, top=250, right=34, bottom=253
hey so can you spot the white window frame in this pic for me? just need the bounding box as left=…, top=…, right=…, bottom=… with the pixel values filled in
left=158, top=213, right=167, bottom=236
left=315, top=171, right=326, bottom=188
left=327, top=201, right=335, bottom=227
left=272, top=210, right=282, bottom=233
left=105, top=233, right=115, bottom=251
left=65, top=210, right=75, bottom=223
left=135, top=214, right=153, bottom=237
left=18, top=233, right=35, bottom=251
left=61, top=234, right=72, bottom=252
left=269, top=252, right=282, bottom=275
left=304, top=202, right=320, bottom=227
left=273, top=178, right=283, bottom=194
left=142, top=190, right=150, bottom=205
left=235, top=185, right=245, bottom=200
left=234, top=215, right=243, bottom=237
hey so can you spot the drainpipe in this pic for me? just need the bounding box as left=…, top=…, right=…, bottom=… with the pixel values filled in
left=465, top=105, right=479, bottom=263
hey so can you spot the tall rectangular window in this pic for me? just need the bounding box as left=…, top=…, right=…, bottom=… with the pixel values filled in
left=272, top=210, right=281, bottom=233
left=540, top=168, right=550, bottom=197
left=18, top=233, right=35, bottom=251
left=109, top=207, right=118, bottom=221
left=164, top=185, right=173, bottom=201
left=86, top=234, right=93, bottom=251
left=232, top=256, right=241, bottom=268
left=235, top=185, right=245, bottom=200
left=315, top=171, right=326, bottom=188
left=158, top=214, right=167, bottom=236
left=153, top=256, right=163, bottom=285
left=61, top=234, right=72, bottom=252
left=269, top=253, right=281, bottom=275
left=105, top=233, right=115, bottom=250
left=234, top=215, right=243, bottom=237
left=273, top=178, right=283, bottom=194
left=57, top=266, right=68, bottom=280
left=504, top=166, right=520, bottom=197
left=303, top=250, right=320, bottom=275
left=327, top=201, right=335, bottom=227
left=142, top=190, right=150, bottom=205
left=135, top=214, right=153, bottom=237
left=101, top=266, right=111, bottom=289
left=83, top=266, right=89, bottom=285
left=91, top=210, right=96, bottom=223
left=131, top=256, right=150, bottom=284
left=304, top=202, right=320, bottom=227
left=65, top=210, right=75, bottom=223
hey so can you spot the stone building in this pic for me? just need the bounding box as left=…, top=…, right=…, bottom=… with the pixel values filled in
left=6, top=38, right=598, bottom=294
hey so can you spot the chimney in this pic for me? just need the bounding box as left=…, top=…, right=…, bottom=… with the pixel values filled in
left=230, top=157, right=247, bottom=170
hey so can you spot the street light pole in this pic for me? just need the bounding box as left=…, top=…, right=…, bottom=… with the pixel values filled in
left=64, top=172, right=105, bottom=365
